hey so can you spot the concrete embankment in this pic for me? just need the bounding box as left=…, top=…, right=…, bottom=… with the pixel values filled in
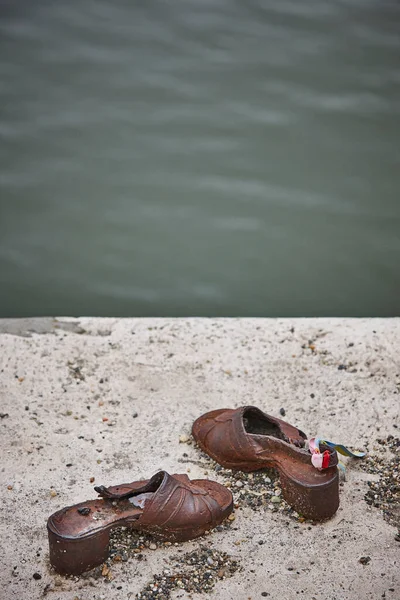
left=1, top=317, right=399, bottom=599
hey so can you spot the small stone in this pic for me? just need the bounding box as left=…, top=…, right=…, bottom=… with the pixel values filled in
left=132, top=412, right=138, bottom=418
left=179, top=434, right=189, bottom=444
left=90, top=477, right=95, bottom=483
left=33, top=573, right=42, bottom=580
left=359, top=556, right=371, bottom=565
left=77, top=507, right=91, bottom=516
left=149, top=543, right=157, bottom=550
left=50, top=490, right=57, bottom=497
left=7, top=485, right=13, bottom=490
left=279, top=408, right=286, bottom=416
left=228, top=514, right=236, bottom=521
left=207, top=557, right=214, bottom=566
left=271, top=496, right=281, bottom=503
left=235, top=481, right=243, bottom=488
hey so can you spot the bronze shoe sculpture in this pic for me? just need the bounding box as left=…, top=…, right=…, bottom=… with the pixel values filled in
left=48, top=471, right=233, bottom=575
left=192, top=406, right=339, bottom=521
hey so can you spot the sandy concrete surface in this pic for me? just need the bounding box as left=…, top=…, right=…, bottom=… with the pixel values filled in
left=0, top=317, right=399, bottom=600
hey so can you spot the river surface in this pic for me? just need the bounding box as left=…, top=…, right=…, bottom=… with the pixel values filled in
left=0, top=0, right=399, bottom=317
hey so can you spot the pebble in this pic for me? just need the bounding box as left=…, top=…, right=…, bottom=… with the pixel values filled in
left=271, top=496, right=281, bottom=503
left=77, top=507, right=91, bottom=516
left=279, top=408, right=286, bottom=416
left=179, top=434, right=189, bottom=444
left=32, top=573, right=42, bottom=580
left=149, top=543, right=157, bottom=550
left=235, top=481, right=243, bottom=488
left=207, top=557, right=214, bottom=566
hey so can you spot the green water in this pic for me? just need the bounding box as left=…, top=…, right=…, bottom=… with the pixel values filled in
left=0, top=0, right=399, bottom=317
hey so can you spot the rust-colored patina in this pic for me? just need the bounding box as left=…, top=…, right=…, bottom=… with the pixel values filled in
left=47, top=471, right=233, bottom=575
left=192, top=406, right=339, bottom=521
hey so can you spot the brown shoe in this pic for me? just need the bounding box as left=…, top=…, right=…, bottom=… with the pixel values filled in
left=47, top=471, right=233, bottom=575
left=192, top=406, right=339, bottom=521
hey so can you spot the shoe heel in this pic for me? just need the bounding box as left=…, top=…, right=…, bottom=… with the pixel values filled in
left=279, top=468, right=339, bottom=521
left=48, top=528, right=110, bottom=575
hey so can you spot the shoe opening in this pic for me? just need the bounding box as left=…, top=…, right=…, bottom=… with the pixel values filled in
left=243, top=408, right=286, bottom=440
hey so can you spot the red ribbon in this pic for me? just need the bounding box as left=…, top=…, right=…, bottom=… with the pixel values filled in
left=322, top=450, right=330, bottom=469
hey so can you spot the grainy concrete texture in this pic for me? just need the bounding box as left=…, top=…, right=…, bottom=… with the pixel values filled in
left=0, top=317, right=399, bottom=600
